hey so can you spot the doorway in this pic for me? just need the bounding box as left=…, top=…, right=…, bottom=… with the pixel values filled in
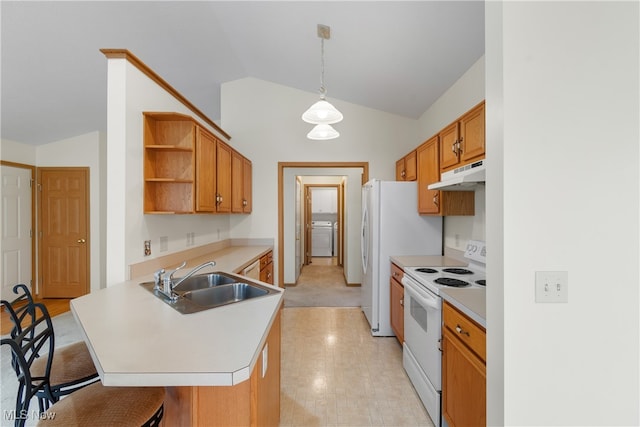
left=305, top=183, right=341, bottom=267
left=38, top=167, right=90, bottom=298
left=1, top=161, right=35, bottom=300
left=278, top=162, right=369, bottom=287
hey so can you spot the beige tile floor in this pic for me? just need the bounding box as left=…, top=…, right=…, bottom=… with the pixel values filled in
left=280, top=307, right=434, bottom=427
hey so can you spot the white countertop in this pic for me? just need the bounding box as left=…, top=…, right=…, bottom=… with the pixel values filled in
left=439, top=287, right=486, bottom=328
left=71, top=245, right=283, bottom=387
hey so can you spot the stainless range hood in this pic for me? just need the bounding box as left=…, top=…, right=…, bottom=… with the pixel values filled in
left=428, top=158, right=486, bottom=191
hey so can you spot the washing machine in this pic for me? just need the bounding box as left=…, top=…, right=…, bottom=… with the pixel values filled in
left=311, top=220, right=333, bottom=257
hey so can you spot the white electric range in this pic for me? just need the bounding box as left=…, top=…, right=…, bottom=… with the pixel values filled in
left=401, top=240, right=486, bottom=427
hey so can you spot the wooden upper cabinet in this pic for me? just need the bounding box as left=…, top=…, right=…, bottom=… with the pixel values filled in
left=232, top=153, right=252, bottom=214
left=143, top=111, right=251, bottom=215
left=439, top=101, right=485, bottom=173
left=216, top=141, right=232, bottom=213
left=242, top=158, right=252, bottom=213
left=231, top=150, right=244, bottom=213
left=195, top=128, right=217, bottom=213
left=418, top=135, right=475, bottom=216
left=417, top=136, right=441, bottom=215
left=395, top=150, right=417, bottom=181
left=143, top=113, right=196, bottom=214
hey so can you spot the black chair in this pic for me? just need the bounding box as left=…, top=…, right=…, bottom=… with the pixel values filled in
left=1, top=284, right=99, bottom=412
left=1, top=299, right=165, bottom=427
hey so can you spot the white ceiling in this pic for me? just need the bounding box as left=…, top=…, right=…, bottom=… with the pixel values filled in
left=1, top=1, right=484, bottom=146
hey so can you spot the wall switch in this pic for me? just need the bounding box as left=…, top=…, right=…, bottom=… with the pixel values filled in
left=535, top=271, right=568, bottom=303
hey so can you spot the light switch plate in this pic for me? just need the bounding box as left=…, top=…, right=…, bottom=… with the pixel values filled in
left=535, top=271, right=568, bottom=303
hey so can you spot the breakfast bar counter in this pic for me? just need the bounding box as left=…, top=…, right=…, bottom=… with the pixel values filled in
left=70, top=245, right=284, bottom=425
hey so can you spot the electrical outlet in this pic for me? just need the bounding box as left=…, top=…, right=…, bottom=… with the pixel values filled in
left=160, top=236, right=168, bottom=252
left=144, top=240, right=151, bottom=256
left=535, top=271, right=568, bottom=303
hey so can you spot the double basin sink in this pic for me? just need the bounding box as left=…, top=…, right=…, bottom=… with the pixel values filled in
left=140, top=271, right=279, bottom=314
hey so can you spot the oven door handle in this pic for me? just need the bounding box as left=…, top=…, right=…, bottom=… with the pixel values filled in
left=402, top=276, right=440, bottom=310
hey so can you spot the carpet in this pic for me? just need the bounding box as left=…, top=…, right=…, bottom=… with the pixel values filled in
left=284, top=264, right=360, bottom=307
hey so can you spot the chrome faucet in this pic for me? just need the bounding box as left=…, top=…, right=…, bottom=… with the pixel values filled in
left=153, top=261, right=216, bottom=303
left=172, top=261, right=216, bottom=289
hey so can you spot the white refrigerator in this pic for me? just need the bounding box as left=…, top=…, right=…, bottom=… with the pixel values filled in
left=361, top=179, right=443, bottom=336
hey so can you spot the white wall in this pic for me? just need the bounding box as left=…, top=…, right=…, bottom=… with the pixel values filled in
left=105, top=57, right=232, bottom=284
left=1, top=139, right=36, bottom=164
left=416, top=56, right=486, bottom=252
left=223, top=77, right=418, bottom=284
left=487, top=2, right=639, bottom=425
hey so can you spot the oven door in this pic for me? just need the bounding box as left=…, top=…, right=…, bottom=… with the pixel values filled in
left=402, top=274, right=442, bottom=390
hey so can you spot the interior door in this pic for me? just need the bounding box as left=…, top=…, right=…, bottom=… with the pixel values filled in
left=1, top=164, right=33, bottom=300
left=39, top=168, right=89, bottom=298
left=304, top=186, right=312, bottom=265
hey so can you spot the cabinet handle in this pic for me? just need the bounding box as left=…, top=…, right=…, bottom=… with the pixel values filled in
left=242, top=199, right=247, bottom=207
left=458, top=137, right=463, bottom=153
left=401, top=170, right=406, bottom=178
left=432, top=193, right=439, bottom=207
left=400, top=298, right=404, bottom=307
left=451, top=141, right=457, bottom=154
left=455, top=324, right=470, bottom=336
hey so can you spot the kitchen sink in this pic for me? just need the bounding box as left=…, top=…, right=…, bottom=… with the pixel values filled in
left=183, top=282, right=269, bottom=307
left=172, top=272, right=237, bottom=292
left=139, top=272, right=279, bottom=314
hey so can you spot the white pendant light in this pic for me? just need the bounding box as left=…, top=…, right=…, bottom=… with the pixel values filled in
left=303, top=24, right=342, bottom=139
left=307, top=124, right=340, bottom=140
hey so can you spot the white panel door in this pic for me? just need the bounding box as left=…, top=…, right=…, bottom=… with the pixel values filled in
left=1, top=165, right=32, bottom=299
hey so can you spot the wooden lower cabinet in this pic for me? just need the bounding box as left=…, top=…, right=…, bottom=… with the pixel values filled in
left=260, top=251, right=274, bottom=285
left=389, top=263, right=404, bottom=343
left=442, top=302, right=486, bottom=427
left=163, top=308, right=281, bottom=426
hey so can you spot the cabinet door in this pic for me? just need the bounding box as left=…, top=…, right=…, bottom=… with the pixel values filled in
left=216, top=141, right=232, bottom=212
left=439, top=121, right=460, bottom=172
left=251, top=309, right=281, bottom=426
left=396, top=158, right=406, bottom=181
left=242, top=158, right=252, bottom=213
left=231, top=150, right=244, bottom=213
left=195, top=128, right=217, bottom=212
left=260, top=261, right=273, bottom=285
left=417, top=136, right=441, bottom=215
left=404, top=150, right=417, bottom=181
left=390, top=277, right=404, bottom=343
left=442, top=328, right=486, bottom=427
left=460, top=102, right=485, bottom=163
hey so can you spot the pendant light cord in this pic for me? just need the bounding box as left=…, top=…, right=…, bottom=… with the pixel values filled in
left=320, top=37, right=326, bottom=99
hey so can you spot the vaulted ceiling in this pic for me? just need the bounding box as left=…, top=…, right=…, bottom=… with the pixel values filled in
left=1, top=1, right=484, bottom=145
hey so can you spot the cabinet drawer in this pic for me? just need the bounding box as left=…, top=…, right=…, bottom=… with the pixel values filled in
left=390, top=263, right=404, bottom=283
left=443, top=302, right=486, bottom=361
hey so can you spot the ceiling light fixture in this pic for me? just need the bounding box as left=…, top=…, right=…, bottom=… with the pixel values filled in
left=302, top=24, right=342, bottom=140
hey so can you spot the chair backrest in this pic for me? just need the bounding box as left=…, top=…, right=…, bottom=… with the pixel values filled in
left=2, top=284, right=37, bottom=337
left=0, top=299, right=56, bottom=427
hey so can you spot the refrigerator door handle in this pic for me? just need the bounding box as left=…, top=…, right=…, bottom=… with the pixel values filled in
left=361, top=206, right=369, bottom=272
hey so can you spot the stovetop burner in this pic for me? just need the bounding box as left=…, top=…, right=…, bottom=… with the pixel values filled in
left=434, top=277, right=470, bottom=287
left=442, top=268, right=473, bottom=275
left=415, top=267, right=438, bottom=274
left=475, top=279, right=486, bottom=286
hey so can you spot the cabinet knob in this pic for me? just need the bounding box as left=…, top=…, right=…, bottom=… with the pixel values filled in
left=77, top=238, right=86, bottom=244
left=400, top=298, right=404, bottom=307
left=242, top=199, right=247, bottom=206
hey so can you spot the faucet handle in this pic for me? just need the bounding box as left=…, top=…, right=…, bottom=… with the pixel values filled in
left=153, top=268, right=165, bottom=289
